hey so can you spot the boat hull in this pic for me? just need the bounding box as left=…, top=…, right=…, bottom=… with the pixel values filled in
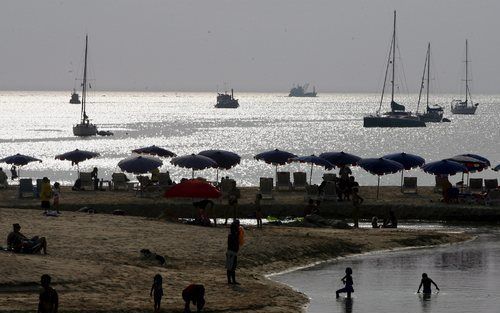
left=363, top=115, right=426, bottom=128
left=451, top=104, right=477, bottom=115
left=73, top=123, right=98, bottom=136
left=69, top=99, right=81, bottom=104
left=215, top=100, right=239, bottom=108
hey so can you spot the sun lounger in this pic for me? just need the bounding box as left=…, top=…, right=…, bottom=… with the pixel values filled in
left=79, top=172, right=93, bottom=190
left=322, top=173, right=337, bottom=182
left=484, top=179, right=499, bottom=191
left=158, top=172, right=171, bottom=186
left=322, top=181, right=337, bottom=201
left=18, top=178, right=34, bottom=198
left=220, top=178, right=236, bottom=198
left=293, top=172, right=307, bottom=190
left=304, top=184, right=319, bottom=201
left=434, top=176, right=447, bottom=193
left=112, top=173, right=129, bottom=191
left=259, top=177, right=274, bottom=200
left=402, top=177, right=418, bottom=194
left=485, top=189, right=500, bottom=206
left=469, top=178, right=483, bottom=193
left=276, top=172, right=292, bottom=191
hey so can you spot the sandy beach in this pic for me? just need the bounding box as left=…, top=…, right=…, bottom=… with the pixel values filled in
left=0, top=207, right=470, bottom=312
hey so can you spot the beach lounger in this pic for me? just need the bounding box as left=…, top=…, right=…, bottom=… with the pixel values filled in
left=112, top=173, right=129, bottom=190
left=402, top=177, right=418, bottom=194
left=322, top=173, right=337, bottom=182
left=158, top=172, right=171, bottom=186
left=35, top=179, right=43, bottom=198
left=18, top=178, right=34, bottom=198
left=79, top=172, right=93, bottom=190
left=293, top=172, right=307, bottom=190
left=304, top=184, right=319, bottom=201
left=434, top=176, right=447, bottom=193
left=484, top=179, right=499, bottom=191
left=485, top=189, right=500, bottom=206
left=469, top=178, right=483, bottom=193
left=321, top=181, right=337, bottom=201
left=259, top=177, right=274, bottom=199
left=276, top=172, right=292, bottom=191
left=220, top=178, right=236, bottom=198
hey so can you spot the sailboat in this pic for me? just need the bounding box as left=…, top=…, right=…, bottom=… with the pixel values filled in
left=416, top=43, right=444, bottom=123
left=73, top=35, right=98, bottom=137
left=363, top=11, right=426, bottom=128
left=451, top=40, right=479, bottom=114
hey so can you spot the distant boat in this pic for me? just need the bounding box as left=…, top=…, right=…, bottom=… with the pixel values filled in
left=69, top=89, right=81, bottom=104
left=363, top=11, right=426, bottom=128
left=73, top=35, right=98, bottom=137
left=416, top=43, right=445, bottom=123
left=451, top=40, right=478, bottom=115
left=289, top=84, right=317, bottom=97
left=215, top=89, right=239, bottom=108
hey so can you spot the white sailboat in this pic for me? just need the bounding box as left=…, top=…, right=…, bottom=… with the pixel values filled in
left=451, top=40, right=479, bottom=115
left=73, top=35, right=98, bottom=137
left=416, top=43, right=444, bottom=123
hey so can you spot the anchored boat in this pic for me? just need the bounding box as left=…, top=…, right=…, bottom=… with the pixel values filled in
left=451, top=40, right=479, bottom=115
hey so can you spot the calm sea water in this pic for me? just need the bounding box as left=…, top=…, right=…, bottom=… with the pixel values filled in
left=272, top=227, right=500, bottom=313
left=0, top=91, right=498, bottom=186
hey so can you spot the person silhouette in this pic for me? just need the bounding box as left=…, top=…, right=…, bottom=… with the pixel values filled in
left=150, top=274, right=163, bottom=313
left=38, top=274, right=58, bottom=313
left=336, top=267, right=354, bottom=299
left=417, top=273, right=439, bottom=295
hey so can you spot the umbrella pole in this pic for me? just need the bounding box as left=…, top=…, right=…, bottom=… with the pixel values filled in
left=377, top=176, right=380, bottom=200
left=275, top=165, right=278, bottom=188
left=192, top=169, right=194, bottom=179
left=310, top=163, right=313, bottom=185
left=216, top=169, right=219, bottom=183
left=400, top=171, right=404, bottom=193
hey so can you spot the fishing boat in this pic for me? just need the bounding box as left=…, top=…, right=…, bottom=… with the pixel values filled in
left=69, top=89, right=81, bottom=104
left=215, top=89, right=239, bottom=108
left=451, top=40, right=479, bottom=115
left=289, top=84, right=317, bottom=97
left=363, top=11, right=425, bottom=128
left=73, top=35, right=98, bottom=137
left=416, top=43, right=444, bottom=123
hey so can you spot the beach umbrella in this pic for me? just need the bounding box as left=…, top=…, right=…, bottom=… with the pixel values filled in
left=0, top=153, right=42, bottom=177
left=449, top=155, right=489, bottom=173
left=118, top=155, right=163, bottom=174
left=494, top=164, right=500, bottom=172
left=358, top=158, right=404, bottom=199
left=460, top=154, right=491, bottom=166
left=170, top=154, right=218, bottom=179
left=254, top=149, right=297, bottom=181
left=164, top=179, right=221, bottom=199
left=132, top=145, right=176, bottom=158
left=55, top=149, right=100, bottom=166
left=421, top=159, right=468, bottom=176
left=383, top=152, right=425, bottom=190
left=199, top=150, right=241, bottom=181
left=290, top=155, right=334, bottom=184
left=319, top=151, right=361, bottom=167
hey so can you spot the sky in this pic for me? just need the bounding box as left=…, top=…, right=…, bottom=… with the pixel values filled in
left=1, top=0, right=499, bottom=93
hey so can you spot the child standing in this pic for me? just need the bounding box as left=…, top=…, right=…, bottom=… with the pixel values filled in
left=255, top=194, right=263, bottom=228
left=336, top=267, right=354, bottom=299
left=150, top=274, right=163, bottom=312
left=52, top=182, right=61, bottom=214
left=417, top=273, right=440, bottom=295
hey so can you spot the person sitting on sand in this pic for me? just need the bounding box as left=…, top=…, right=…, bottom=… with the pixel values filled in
left=150, top=167, right=160, bottom=184
left=150, top=274, right=163, bottom=313
left=336, top=267, right=354, bottom=299
left=193, top=199, right=214, bottom=227
left=417, top=273, right=440, bottom=295
left=7, top=223, right=47, bottom=254
left=304, top=199, right=315, bottom=216
left=38, top=274, right=58, bottom=313
left=182, top=284, right=205, bottom=313
left=371, top=216, right=380, bottom=228
left=226, top=222, right=240, bottom=284
left=382, top=210, right=397, bottom=228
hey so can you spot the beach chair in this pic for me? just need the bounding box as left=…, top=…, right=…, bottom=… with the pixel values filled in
left=402, top=177, right=418, bottom=194
left=259, top=177, right=274, bottom=200
left=322, top=181, right=337, bottom=201
left=434, top=176, right=447, bottom=193
left=469, top=178, right=483, bottom=193
left=112, top=173, right=129, bottom=190
left=18, top=178, right=34, bottom=198
left=322, top=173, right=337, bottom=182
left=293, top=172, right=307, bottom=190
left=220, top=178, right=236, bottom=198
left=304, top=184, right=319, bottom=201
left=484, top=179, right=499, bottom=191
left=35, top=179, right=43, bottom=198
left=0, top=173, right=8, bottom=189
left=79, top=172, right=93, bottom=190
left=276, top=172, right=292, bottom=191
left=485, top=189, right=500, bottom=206
left=158, top=172, right=171, bottom=186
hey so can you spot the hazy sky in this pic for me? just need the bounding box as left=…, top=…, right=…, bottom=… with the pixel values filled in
left=1, top=0, right=500, bottom=93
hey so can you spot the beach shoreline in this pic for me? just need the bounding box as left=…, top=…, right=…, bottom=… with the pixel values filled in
left=0, top=207, right=472, bottom=312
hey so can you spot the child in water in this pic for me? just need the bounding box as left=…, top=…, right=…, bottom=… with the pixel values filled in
left=336, top=267, right=354, bottom=299
left=150, top=274, right=163, bottom=312
left=417, top=273, right=440, bottom=295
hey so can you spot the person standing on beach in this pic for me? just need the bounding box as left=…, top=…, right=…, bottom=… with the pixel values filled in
left=150, top=274, right=163, bottom=312
left=38, top=274, right=58, bottom=313
left=40, top=177, right=52, bottom=214
left=52, top=182, right=61, bottom=214
left=417, top=273, right=440, bottom=295
left=336, top=267, right=354, bottom=299
left=255, top=194, right=263, bottom=228
left=226, top=222, right=240, bottom=284
left=352, top=187, right=363, bottom=228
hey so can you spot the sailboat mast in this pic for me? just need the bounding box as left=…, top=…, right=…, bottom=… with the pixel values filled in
left=426, top=43, right=430, bottom=107
left=81, top=35, right=88, bottom=123
left=465, top=39, right=468, bottom=103
left=416, top=43, right=428, bottom=114
left=391, top=10, right=396, bottom=102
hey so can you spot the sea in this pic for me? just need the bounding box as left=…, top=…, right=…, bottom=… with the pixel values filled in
left=0, top=91, right=498, bottom=186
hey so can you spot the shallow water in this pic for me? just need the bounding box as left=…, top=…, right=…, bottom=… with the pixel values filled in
left=0, top=91, right=498, bottom=186
left=272, top=227, right=500, bottom=313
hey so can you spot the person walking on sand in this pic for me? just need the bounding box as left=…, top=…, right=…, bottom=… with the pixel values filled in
left=40, top=177, right=52, bottom=214
left=38, top=274, right=58, bottom=313
left=150, top=274, right=163, bottom=313
left=417, top=273, right=440, bottom=295
left=226, top=222, right=240, bottom=284
left=336, top=267, right=354, bottom=299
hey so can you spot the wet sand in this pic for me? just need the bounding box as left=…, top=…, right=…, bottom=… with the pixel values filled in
left=0, top=208, right=470, bottom=312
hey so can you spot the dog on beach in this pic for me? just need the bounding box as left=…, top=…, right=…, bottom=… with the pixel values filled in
left=140, top=249, right=166, bottom=266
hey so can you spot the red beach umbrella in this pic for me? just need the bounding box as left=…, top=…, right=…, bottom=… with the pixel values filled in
left=164, top=179, right=221, bottom=199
